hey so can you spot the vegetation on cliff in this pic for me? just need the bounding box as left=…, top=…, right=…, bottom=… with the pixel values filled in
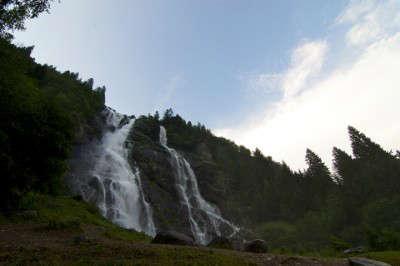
left=1, top=2, right=399, bottom=262
left=0, top=37, right=105, bottom=209
left=133, top=109, right=400, bottom=253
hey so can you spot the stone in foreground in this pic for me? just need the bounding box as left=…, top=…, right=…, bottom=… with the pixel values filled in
left=151, top=231, right=195, bottom=246
left=244, top=239, right=268, bottom=253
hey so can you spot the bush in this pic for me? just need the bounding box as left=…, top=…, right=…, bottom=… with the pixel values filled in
left=366, top=228, right=400, bottom=251
left=256, top=221, right=296, bottom=249
left=329, top=236, right=351, bottom=251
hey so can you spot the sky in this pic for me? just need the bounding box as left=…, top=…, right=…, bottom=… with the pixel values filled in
left=14, top=0, right=400, bottom=170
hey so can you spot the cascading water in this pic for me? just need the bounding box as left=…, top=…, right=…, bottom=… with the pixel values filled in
left=159, top=126, right=239, bottom=244
left=77, top=108, right=156, bottom=236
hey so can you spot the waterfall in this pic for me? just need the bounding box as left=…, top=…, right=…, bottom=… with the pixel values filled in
left=79, top=108, right=156, bottom=236
left=159, top=126, right=239, bottom=244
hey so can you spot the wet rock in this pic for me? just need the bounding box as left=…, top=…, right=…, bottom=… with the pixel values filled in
left=349, top=257, right=391, bottom=266
left=152, top=231, right=195, bottom=246
left=207, top=237, right=234, bottom=250
left=344, top=246, right=365, bottom=254
left=244, top=239, right=268, bottom=253
left=118, top=115, right=130, bottom=128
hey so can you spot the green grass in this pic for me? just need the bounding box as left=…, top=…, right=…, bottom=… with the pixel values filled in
left=3, top=245, right=254, bottom=266
left=0, top=194, right=254, bottom=265
left=360, top=251, right=400, bottom=265
left=1, top=193, right=397, bottom=265
left=268, top=246, right=400, bottom=265
left=2, top=193, right=150, bottom=243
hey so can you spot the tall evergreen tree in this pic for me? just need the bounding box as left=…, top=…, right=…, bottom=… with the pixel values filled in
left=348, top=126, right=385, bottom=160
left=332, top=147, right=353, bottom=185
left=348, top=126, right=400, bottom=198
left=303, top=149, right=333, bottom=211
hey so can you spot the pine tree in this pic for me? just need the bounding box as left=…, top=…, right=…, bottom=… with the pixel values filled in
left=348, top=126, right=385, bottom=160
left=332, top=147, right=353, bottom=185
left=302, top=149, right=333, bottom=211
left=348, top=126, right=400, bottom=198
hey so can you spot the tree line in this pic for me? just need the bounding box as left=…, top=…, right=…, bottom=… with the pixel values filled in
left=0, top=35, right=105, bottom=209
left=142, top=110, right=400, bottom=252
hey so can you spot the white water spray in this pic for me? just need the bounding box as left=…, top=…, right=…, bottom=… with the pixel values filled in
left=85, top=109, right=156, bottom=236
left=159, top=126, right=239, bottom=244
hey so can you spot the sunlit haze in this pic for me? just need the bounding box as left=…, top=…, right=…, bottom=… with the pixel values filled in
left=14, top=0, right=400, bottom=169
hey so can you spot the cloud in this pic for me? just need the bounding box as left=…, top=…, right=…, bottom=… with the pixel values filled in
left=281, top=41, right=328, bottom=98
left=246, top=41, right=328, bottom=99
left=215, top=0, right=400, bottom=170
left=154, top=75, right=185, bottom=112
left=337, top=0, right=400, bottom=46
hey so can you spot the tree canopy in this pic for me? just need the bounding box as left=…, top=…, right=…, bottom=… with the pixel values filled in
left=0, top=0, right=54, bottom=38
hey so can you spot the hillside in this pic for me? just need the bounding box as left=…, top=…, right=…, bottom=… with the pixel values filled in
left=1, top=10, right=400, bottom=265
left=128, top=111, right=400, bottom=252
left=1, top=194, right=399, bottom=265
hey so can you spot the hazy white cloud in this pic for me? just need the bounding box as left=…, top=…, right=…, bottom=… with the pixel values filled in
left=281, top=41, right=328, bottom=98
left=337, top=0, right=400, bottom=46
left=246, top=40, right=328, bottom=99
left=215, top=0, right=400, bottom=170
left=246, top=73, right=283, bottom=94
left=154, top=75, right=185, bottom=112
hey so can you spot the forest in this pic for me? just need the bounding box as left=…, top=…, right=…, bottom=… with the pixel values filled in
left=1, top=0, right=399, bottom=260
left=0, top=36, right=105, bottom=208
left=134, top=110, right=400, bottom=252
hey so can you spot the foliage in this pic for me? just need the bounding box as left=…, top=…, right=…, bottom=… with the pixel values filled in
left=0, top=38, right=105, bottom=209
left=136, top=111, right=400, bottom=253
left=1, top=194, right=251, bottom=265
left=2, top=192, right=151, bottom=242
left=361, top=251, right=400, bottom=265
left=255, top=221, right=296, bottom=249
left=0, top=0, right=55, bottom=38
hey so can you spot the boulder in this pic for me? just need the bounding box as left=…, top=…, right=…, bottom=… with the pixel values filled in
left=343, top=246, right=365, bottom=254
left=152, top=231, right=195, bottom=246
left=243, top=239, right=268, bottom=253
left=207, top=237, right=234, bottom=250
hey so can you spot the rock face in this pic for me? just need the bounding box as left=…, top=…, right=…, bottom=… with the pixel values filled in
left=128, top=126, right=193, bottom=238
left=344, top=246, right=365, bottom=254
left=151, top=231, right=195, bottom=246
left=244, top=239, right=268, bottom=253
left=128, top=120, right=239, bottom=244
left=66, top=111, right=240, bottom=244
left=66, top=108, right=156, bottom=236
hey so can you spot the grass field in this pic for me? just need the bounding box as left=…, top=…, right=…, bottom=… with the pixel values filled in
left=0, top=194, right=396, bottom=265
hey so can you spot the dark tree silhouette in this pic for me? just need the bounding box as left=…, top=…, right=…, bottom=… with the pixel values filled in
left=0, top=0, right=54, bottom=37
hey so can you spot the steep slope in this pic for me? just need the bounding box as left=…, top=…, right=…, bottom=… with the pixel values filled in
left=0, top=38, right=105, bottom=209
left=66, top=108, right=156, bottom=236
left=128, top=113, right=300, bottom=239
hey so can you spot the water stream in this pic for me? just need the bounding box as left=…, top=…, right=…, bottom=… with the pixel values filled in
left=81, top=109, right=156, bottom=236
left=159, top=126, right=239, bottom=244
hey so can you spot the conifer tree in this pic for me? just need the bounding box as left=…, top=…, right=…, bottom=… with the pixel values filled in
left=348, top=126, right=385, bottom=160
left=303, top=149, right=333, bottom=211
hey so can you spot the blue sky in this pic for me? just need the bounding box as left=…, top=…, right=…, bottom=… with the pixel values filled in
left=14, top=0, right=346, bottom=126
left=14, top=0, right=400, bottom=169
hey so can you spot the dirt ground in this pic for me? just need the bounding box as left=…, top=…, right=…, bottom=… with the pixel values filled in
left=0, top=224, right=350, bottom=265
